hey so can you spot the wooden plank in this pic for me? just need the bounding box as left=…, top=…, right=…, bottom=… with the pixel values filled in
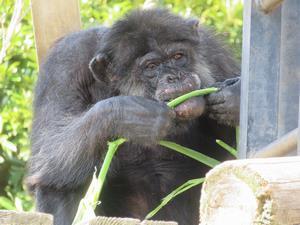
left=0, top=210, right=53, bottom=225
left=89, top=217, right=178, bottom=225
left=239, top=1, right=282, bottom=158
left=200, top=156, right=300, bottom=225
left=31, top=0, right=81, bottom=64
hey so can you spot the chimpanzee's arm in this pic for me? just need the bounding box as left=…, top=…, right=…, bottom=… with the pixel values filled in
left=28, top=95, right=174, bottom=189
left=28, top=99, right=114, bottom=189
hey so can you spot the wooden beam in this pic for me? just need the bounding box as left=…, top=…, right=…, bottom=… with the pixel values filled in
left=255, top=0, right=284, bottom=13
left=31, top=0, right=81, bottom=64
left=252, top=128, right=298, bottom=158
left=200, top=157, right=300, bottom=225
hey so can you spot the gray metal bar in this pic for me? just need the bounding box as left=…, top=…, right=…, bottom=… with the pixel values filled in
left=239, top=1, right=282, bottom=158
left=278, top=0, right=300, bottom=138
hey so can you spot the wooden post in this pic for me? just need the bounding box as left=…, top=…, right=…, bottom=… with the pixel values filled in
left=200, top=157, right=300, bottom=225
left=31, top=0, right=81, bottom=64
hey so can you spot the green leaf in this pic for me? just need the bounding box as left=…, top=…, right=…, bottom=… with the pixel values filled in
left=145, top=178, right=205, bottom=219
left=0, top=196, right=16, bottom=210
left=0, top=137, right=17, bottom=152
left=216, top=139, right=237, bottom=158
left=159, top=141, right=220, bottom=167
left=236, top=126, right=240, bottom=146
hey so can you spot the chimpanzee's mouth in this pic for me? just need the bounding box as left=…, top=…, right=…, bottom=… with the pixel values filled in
left=155, top=73, right=201, bottom=105
left=158, top=83, right=200, bottom=103
left=155, top=79, right=205, bottom=120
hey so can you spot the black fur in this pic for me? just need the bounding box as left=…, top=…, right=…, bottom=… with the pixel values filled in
left=27, top=9, right=240, bottom=225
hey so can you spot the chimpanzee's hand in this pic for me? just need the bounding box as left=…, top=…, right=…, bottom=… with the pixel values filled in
left=109, top=96, right=175, bottom=144
left=205, top=77, right=240, bottom=126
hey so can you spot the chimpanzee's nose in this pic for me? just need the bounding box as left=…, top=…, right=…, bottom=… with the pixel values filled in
left=166, top=74, right=181, bottom=83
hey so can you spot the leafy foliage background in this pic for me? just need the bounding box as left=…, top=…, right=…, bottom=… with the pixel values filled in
left=0, top=0, right=242, bottom=211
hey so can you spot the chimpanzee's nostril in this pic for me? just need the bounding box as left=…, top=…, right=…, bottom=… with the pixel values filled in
left=166, top=75, right=179, bottom=83
left=167, top=76, right=173, bottom=83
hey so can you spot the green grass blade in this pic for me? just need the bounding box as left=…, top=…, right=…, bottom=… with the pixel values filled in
left=145, top=178, right=205, bottom=220
left=159, top=141, right=220, bottom=167
left=216, top=139, right=237, bottom=158
left=167, top=87, right=218, bottom=108
left=72, top=138, right=126, bottom=225
left=97, top=138, right=127, bottom=200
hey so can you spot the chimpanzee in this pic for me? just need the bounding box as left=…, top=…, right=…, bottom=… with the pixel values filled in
left=27, top=9, right=240, bottom=225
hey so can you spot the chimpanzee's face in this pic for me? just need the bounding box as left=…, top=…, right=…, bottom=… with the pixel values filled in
left=116, top=39, right=206, bottom=100
left=133, top=41, right=202, bottom=102
left=113, top=36, right=213, bottom=122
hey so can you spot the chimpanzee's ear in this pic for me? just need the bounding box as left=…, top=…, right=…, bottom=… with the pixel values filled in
left=89, top=53, right=110, bottom=83
left=187, top=19, right=200, bottom=31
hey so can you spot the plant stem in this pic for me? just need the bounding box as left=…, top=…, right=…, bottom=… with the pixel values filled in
left=167, top=87, right=218, bottom=108
left=72, top=138, right=126, bottom=225
left=97, top=138, right=127, bottom=200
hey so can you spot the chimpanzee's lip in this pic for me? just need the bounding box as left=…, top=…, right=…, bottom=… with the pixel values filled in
left=173, top=96, right=206, bottom=120
left=159, top=84, right=199, bottom=103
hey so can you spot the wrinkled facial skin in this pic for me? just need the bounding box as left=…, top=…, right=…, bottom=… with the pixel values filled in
left=114, top=41, right=209, bottom=122
left=134, top=43, right=201, bottom=100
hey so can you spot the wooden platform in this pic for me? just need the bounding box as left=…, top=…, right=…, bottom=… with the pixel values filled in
left=0, top=211, right=177, bottom=225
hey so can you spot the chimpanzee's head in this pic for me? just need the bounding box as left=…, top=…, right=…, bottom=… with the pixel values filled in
left=90, top=9, right=235, bottom=120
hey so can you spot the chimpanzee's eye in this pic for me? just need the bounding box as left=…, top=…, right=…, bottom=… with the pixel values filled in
left=173, top=52, right=184, bottom=60
left=146, top=62, right=159, bottom=70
